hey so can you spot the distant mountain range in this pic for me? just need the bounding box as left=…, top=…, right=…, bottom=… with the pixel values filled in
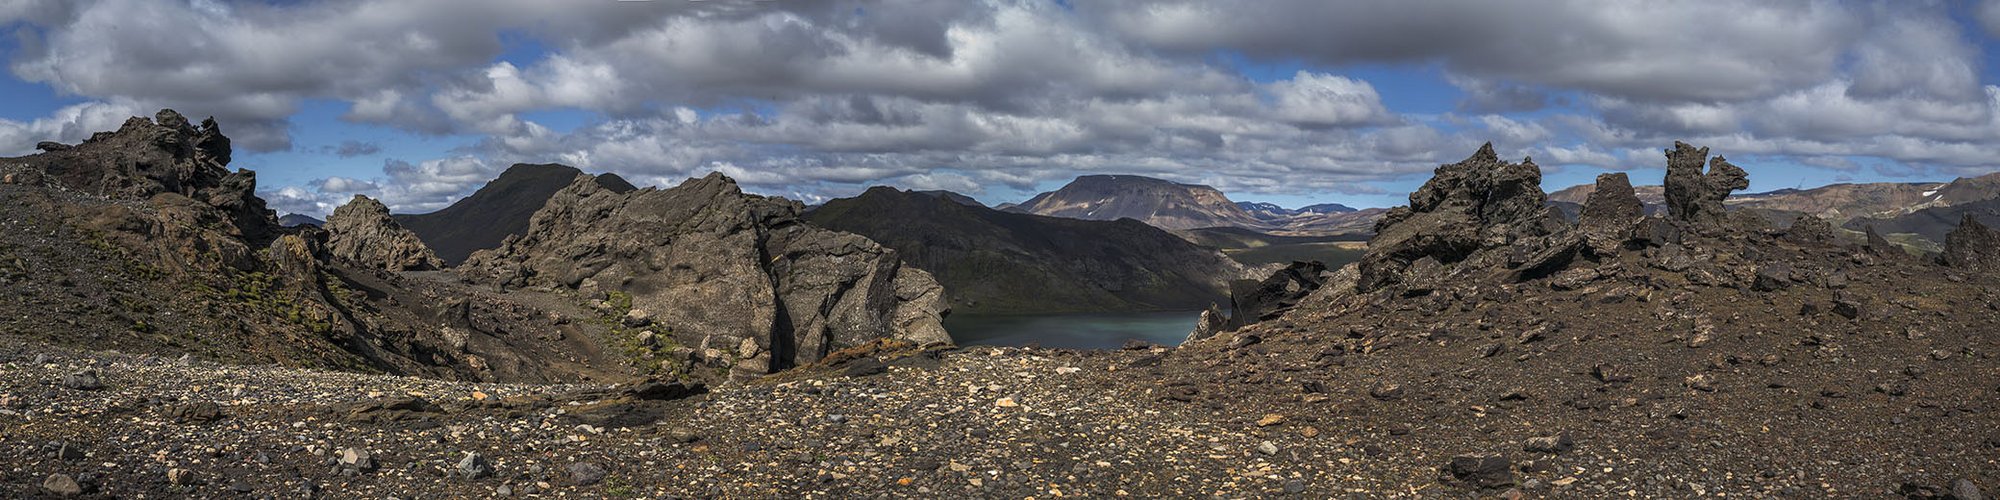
left=1004, top=175, right=1270, bottom=231
left=278, top=213, right=323, bottom=227
left=1003, top=175, right=1379, bottom=237
left=395, top=163, right=635, bottom=265
left=807, top=187, right=1245, bottom=314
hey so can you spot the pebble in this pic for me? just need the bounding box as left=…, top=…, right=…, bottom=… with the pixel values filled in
left=167, top=468, right=197, bottom=486
left=1256, top=441, right=1279, bottom=455
left=61, top=369, right=103, bottom=390
left=568, top=462, right=607, bottom=486
left=43, top=473, right=83, bottom=496
left=1256, top=414, right=1286, bottom=427
left=458, top=451, right=493, bottom=479
left=1955, top=478, right=1985, bottom=500
left=1282, top=479, right=1306, bottom=494
left=338, top=447, right=378, bottom=471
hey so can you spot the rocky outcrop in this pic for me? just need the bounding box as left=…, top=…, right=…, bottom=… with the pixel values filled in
left=1663, top=141, right=1748, bottom=229
left=1941, top=215, right=2000, bottom=271
left=1358, top=144, right=1560, bottom=292
left=395, top=163, right=639, bottom=265
left=467, top=173, right=951, bottom=379
left=1226, top=261, right=1328, bottom=330
left=7, top=110, right=275, bottom=244
left=1184, top=303, right=1228, bottom=344
left=325, top=195, right=444, bottom=271
left=1576, top=173, right=1644, bottom=256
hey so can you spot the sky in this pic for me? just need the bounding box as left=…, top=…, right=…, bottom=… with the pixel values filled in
left=4, top=0, right=2000, bottom=217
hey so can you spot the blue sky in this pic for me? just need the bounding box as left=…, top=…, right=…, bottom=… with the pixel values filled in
left=3, top=0, right=1999, bottom=216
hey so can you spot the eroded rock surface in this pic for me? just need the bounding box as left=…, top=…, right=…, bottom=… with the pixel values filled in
left=1942, top=214, right=2000, bottom=270
left=325, top=195, right=443, bottom=271
left=1663, top=141, right=1749, bottom=229
left=1358, top=143, right=1560, bottom=292
left=467, top=173, right=951, bottom=379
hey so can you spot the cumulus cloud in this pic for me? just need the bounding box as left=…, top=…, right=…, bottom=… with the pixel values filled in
left=7, top=0, right=2000, bottom=212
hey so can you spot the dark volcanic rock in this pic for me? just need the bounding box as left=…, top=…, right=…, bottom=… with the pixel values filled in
left=1359, top=143, right=1560, bottom=292
left=1227, top=261, right=1327, bottom=330
left=396, top=163, right=637, bottom=265
left=325, top=195, right=443, bottom=271
left=466, top=173, right=950, bottom=380
left=1184, top=303, right=1228, bottom=344
left=1662, top=141, right=1748, bottom=229
left=1941, top=215, right=2000, bottom=271
left=1577, top=173, right=1644, bottom=256
left=1443, top=454, right=1513, bottom=489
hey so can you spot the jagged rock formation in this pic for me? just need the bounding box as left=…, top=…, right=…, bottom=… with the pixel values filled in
left=467, top=173, right=950, bottom=379
left=0, top=110, right=643, bottom=384
left=1576, top=173, right=1645, bottom=256
left=1225, top=261, right=1329, bottom=330
left=806, top=187, right=1245, bottom=314
left=1941, top=215, right=2000, bottom=270
left=1663, top=141, right=1749, bottom=229
left=1357, top=143, right=1561, bottom=293
left=325, top=195, right=443, bottom=271
left=396, top=163, right=637, bottom=265
left=1184, top=303, right=1228, bottom=343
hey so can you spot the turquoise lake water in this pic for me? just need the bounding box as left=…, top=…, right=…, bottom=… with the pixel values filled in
left=944, top=310, right=1203, bottom=349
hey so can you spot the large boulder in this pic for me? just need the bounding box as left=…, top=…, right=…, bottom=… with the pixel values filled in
left=1941, top=214, right=2000, bottom=271
left=1227, top=261, right=1328, bottom=330
left=466, top=172, right=950, bottom=379
left=1576, top=172, right=1644, bottom=256
left=1662, top=141, right=1748, bottom=229
left=325, top=195, right=443, bottom=271
left=1359, top=144, right=1560, bottom=292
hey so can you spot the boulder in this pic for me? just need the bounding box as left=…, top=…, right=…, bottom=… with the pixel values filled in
left=1662, top=141, right=1748, bottom=229
left=1782, top=215, right=1838, bottom=245
left=1359, top=144, right=1559, bottom=292
left=1941, top=215, right=2000, bottom=271
left=325, top=195, right=444, bottom=271
left=1226, top=261, right=1327, bottom=330
left=465, top=172, right=950, bottom=380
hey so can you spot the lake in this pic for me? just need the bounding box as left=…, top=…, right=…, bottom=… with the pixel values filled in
left=945, top=310, right=1203, bottom=349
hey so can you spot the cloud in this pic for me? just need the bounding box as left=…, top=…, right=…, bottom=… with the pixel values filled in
left=10, top=0, right=2000, bottom=213
left=327, top=140, right=381, bottom=158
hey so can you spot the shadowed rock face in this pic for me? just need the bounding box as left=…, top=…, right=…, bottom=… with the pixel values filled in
left=1663, top=141, right=1749, bottom=229
left=1942, top=215, right=2000, bottom=270
left=395, top=163, right=638, bottom=265
left=1577, top=173, right=1644, bottom=256
left=325, top=195, right=443, bottom=271
left=467, top=173, right=950, bottom=380
left=1358, top=143, right=1560, bottom=292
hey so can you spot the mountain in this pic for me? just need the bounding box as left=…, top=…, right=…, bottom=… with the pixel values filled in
left=1299, top=202, right=1357, bottom=214
left=278, top=213, right=323, bottom=227
left=1236, top=201, right=1360, bottom=221
left=914, top=190, right=985, bottom=207
left=1845, top=197, right=2000, bottom=245
left=806, top=187, right=1245, bottom=314
left=1012, top=175, right=1268, bottom=230
left=394, top=163, right=636, bottom=265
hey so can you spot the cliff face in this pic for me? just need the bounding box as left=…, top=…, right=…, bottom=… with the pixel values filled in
left=807, top=187, right=1245, bottom=314
left=467, top=173, right=950, bottom=379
